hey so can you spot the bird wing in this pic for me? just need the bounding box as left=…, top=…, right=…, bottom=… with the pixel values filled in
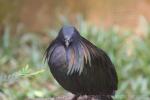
left=80, top=37, right=118, bottom=91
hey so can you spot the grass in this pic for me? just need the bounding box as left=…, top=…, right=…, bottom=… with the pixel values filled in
left=0, top=19, right=150, bottom=100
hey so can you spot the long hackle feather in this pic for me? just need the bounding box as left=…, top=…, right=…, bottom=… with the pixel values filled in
left=46, top=38, right=98, bottom=75
left=80, top=40, right=92, bottom=66
left=66, top=39, right=92, bottom=75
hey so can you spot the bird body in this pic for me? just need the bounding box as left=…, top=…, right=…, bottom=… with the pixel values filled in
left=45, top=26, right=118, bottom=99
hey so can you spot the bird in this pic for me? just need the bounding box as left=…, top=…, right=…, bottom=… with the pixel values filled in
left=45, top=26, right=118, bottom=100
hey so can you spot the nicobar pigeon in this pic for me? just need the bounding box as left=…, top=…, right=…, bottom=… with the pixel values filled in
left=45, top=26, right=118, bottom=100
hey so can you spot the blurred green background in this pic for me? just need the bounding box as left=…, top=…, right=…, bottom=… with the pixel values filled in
left=0, top=0, right=150, bottom=100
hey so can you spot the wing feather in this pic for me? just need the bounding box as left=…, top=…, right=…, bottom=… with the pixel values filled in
left=81, top=37, right=118, bottom=90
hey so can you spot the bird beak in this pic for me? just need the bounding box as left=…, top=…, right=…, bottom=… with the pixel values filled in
left=65, top=40, right=69, bottom=47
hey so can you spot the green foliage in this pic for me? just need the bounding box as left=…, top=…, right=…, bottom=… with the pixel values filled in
left=0, top=20, right=150, bottom=100
left=18, top=64, right=45, bottom=77
left=0, top=26, right=63, bottom=100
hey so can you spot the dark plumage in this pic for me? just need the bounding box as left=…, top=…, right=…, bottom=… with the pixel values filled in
left=45, top=26, right=118, bottom=100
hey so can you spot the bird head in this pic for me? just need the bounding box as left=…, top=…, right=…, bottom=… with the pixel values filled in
left=58, top=26, right=80, bottom=47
